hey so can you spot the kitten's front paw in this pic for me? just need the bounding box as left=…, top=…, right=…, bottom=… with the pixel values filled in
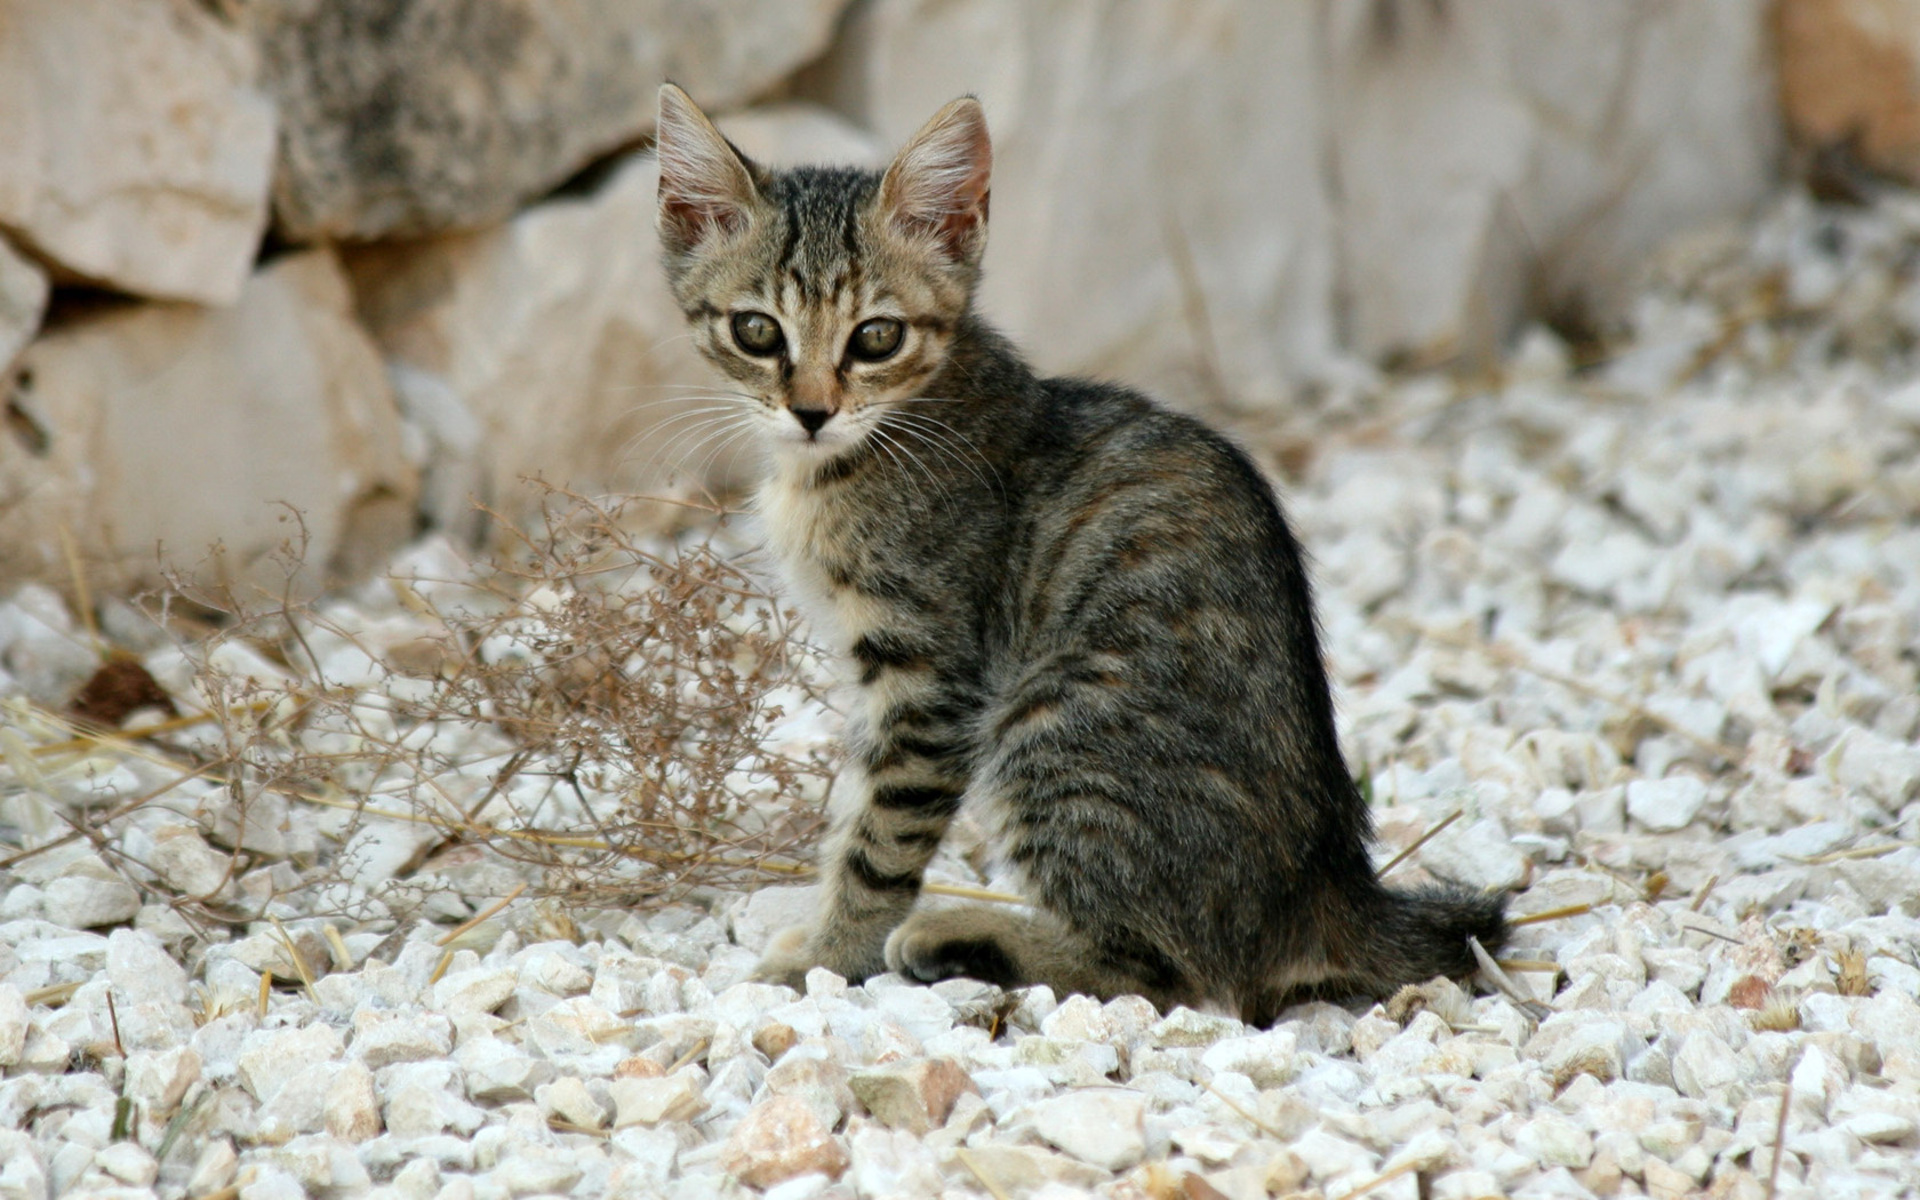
left=884, top=912, right=1025, bottom=988
left=752, top=925, right=818, bottom=991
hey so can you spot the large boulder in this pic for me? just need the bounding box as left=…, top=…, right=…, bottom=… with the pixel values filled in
left=248, top=0, right=853, bottom=242
left=0, top=250, right=416, bottom=596
left=1326, top=0, right=1778, bottom=365
left=0, top=0, right=275, bottom=305
left=345, top=104, right=879, bottom=535
left=1775, top=0, right=1920, bottom=187
left=0, top=237, right=48, bottom=373
left=801, top=0, right=1778, bottom=395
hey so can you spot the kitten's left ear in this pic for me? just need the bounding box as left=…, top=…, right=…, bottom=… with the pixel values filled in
left=876, top=96, right=992, bottom=265
left=656, top=82, right=761, bottom=255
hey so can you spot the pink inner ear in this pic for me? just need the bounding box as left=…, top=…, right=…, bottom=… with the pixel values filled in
left=884, top=102, right=992, bottom=261
left=662, top=193, right=746, bottom=246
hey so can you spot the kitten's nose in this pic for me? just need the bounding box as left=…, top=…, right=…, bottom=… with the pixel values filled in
left=791, top=407, right=832, bottom=434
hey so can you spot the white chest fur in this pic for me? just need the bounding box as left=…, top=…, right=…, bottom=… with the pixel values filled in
left=754, top=470, right=890, bottom=655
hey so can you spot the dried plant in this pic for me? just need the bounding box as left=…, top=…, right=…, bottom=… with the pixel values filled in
left=1, top=488, right=838, bottom=940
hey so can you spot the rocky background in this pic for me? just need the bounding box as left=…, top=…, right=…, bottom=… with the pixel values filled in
left=5, top=0, right=1906, bottom=597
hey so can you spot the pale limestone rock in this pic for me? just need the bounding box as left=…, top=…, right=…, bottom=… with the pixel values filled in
left=457, top=1035, right=554, bottom=1101
left=93, top=1142, right=157, bottom=1187
left=1673, top=1031, right=1742, bottom=1099
left=324, top=1061, right=381, bottom=1142
left=611, top=1067, right=708, bottom=1127
left=186, top=1140, right=238, bottom=1196
left=719, top=1093, right=850, bottom=1189
left=1627, top=776, right=1711, bottom=833
left=0, top=250, right=416, bottom=595
left=949, top=1144, right=1108, bottom=1193
left=237, top=1024, right=348, bottom=1102
left=124, top=1047, right=200, bottom=1115
left=105, top=929, right=190, bottom=1007
left=431, top=966, right=518, bottom=1017
left=761, top=1048, right=855, bottom=1132
left=536, top=1075, right=610, bottom=1131
left=350, top=1009, right=453, bottom=1069
left=1418, top=815, right=1532, bottom=891
left=489, top=1154, right=584, bottom=1197
left=346, top=107, right=879, bottom=531
left=247, top=0, right=852, bottom=241
left=1201, top=1031, right=1299, bottom=1090
left=0, top=985, right=26, bottom=1067
left=1029, top=1088, right=1148, bottom=1171
left=43, top=870, right=139, bottom=930
left=0, top=237, right=46, bottom=371
left=0, top=0, right=273, bottom=303
left=146, top=825, right=232, bottom=899
left=1147, top=1007, right=1244, bottom=1049
left=381, top=1061, right=487, bottom=1138
left=847, top=1057, right=977, bottom=1134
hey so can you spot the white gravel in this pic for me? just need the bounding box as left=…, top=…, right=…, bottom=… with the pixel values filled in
left=3, top=188, right=1920, bottom=1199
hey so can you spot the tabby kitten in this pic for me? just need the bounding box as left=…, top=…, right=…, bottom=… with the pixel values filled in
left=654, top=84, right=1506, bottom=1024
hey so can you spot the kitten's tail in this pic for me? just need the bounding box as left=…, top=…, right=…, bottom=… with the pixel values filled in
left=1349, top=884, right=1510, bottom=989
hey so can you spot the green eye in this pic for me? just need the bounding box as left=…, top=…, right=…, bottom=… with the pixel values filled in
left=731, top=311, right=784, bottom=356
left=848, top=317, right=904, bottom=362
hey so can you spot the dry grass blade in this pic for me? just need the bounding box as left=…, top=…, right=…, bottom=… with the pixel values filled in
left=1496, top=959, right=1560, bottom=973
left=25, top=981, right=82, bottom=1007
left=1332, top=1159, right=1423, bottom=1200
left=323, top=926, right=354, bottom=971
left=269, top=916, right=319, bottom=1003
left=954, top=1148, right=1013, bottom=1200
left=1766, top=1058, right=1797, bottom=1200
left=1471, top=935, right=1548, bottom=1018
left=1200, top=1079, right=1286, bottom=1140
left=1510, top=902, right=1594, bottom=927
left=1790, top=839, right=1919, bottom=865
left=437, top=883, right=528, bottom=946
left=667, top=1038, right=710, bottom=1074
left=921, top=882, right=1027, bottom=905
left=1690, top=873, right=1719, bottom=912
left=1378, top=808, right=1462, bottom=876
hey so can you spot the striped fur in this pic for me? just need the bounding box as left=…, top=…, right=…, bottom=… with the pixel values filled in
left=655, top=84, right=1507, bottom=1022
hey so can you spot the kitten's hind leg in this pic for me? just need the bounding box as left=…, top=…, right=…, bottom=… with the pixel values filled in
left=884, top=905, right=1184, bottom=1005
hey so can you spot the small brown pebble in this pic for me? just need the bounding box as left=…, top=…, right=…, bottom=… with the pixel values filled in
left=1727, top=974, right=1771, bottom=1010
left=753, top=1021, right=798, bottom=1062
left=68, top=654, right=176, bottom=727
left=614, top=1056, right=665, bottom=1080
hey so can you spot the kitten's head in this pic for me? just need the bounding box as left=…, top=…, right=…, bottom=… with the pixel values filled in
left=655, top=84, right=991, bottom=456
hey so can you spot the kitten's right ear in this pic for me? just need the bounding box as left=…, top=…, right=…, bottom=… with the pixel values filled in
left=656, top=83, right=760, bottom=255
left=877, top=96, right=992, bottom=266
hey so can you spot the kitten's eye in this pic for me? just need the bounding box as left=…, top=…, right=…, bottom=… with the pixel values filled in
left=731, top=312, right=784, bottom=356
left=848, top=317, right=904, bottom=362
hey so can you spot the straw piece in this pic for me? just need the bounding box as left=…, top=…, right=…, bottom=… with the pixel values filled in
left=954, top=1148, right=1012, bottom=1200
left=1378, top=809, right=1463, bottom=877
left=437, top=883, right=528, bottom=946
left=1510, top=902, right=1594, bottom=927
